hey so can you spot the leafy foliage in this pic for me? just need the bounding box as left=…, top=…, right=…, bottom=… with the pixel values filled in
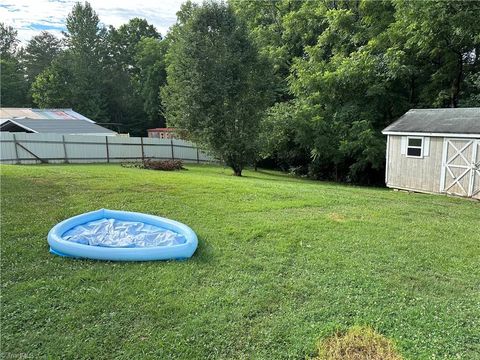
left=23, top=31, right=62, bottom=85
left=26, top=3, right=168, bottom=135
left=31, top=53, right=74, bottom=108
left=0, top=23, right=28, bottom=106
left=102, top=18, right=163, bottom=135
left=162, top=1, right=273, bottom=176
left=134, top=37, right=168, bottom=128
left=121, top=159, right=184, bottom=171
left=143, top=159, right=185, bottom=171
left=233, top=0, right=480, bottom=183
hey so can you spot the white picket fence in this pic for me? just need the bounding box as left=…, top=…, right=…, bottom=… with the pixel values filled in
left=0, top=133, right=213, bottom=164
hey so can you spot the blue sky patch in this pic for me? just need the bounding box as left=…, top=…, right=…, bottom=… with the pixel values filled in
left=1, top=0, right=191, bottom=43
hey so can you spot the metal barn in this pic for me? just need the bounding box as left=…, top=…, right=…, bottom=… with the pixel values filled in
left=382, top=108, right=480, bottom=199
left=0, top=108, right=116, bottom=136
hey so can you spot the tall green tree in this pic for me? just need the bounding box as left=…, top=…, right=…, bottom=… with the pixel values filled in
left=392, top=0, right=480, bottom=108
left=107, top=18, right=160, bottom=75
left=134, top=37, right=168, bottom=128
left=31, top=53, right=74, bottom=108
left=162, top=1, right=273, bottom=176
left=23, top=31, right=63, bottom=85
left=294, top=2, right=400, bottom=180
left=31, top=2, right=109, bottom=121
left=64, top=1, right=108, bottom=120
left=0, top=23, right=28, bottom=106
left=1, top=23, right=20, bottom=57
left=103, top=18, right=162, bottom=135
left=230, top=0, right=329, bottom=101
left=236, top=0, right=480, bottom=183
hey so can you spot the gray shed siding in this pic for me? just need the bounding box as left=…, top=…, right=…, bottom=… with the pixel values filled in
left=387, top=135, right=480, bottom=199
left=386, top=135, right=444, bottom=194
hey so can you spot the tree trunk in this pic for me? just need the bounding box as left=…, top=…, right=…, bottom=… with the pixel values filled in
left=228, top=161, right=243, bottom=176
left=233, top=167, right=242, bottom=176
left=409, top=76, right=416, bottom=104
left=450, top=55, right=463, bottom=108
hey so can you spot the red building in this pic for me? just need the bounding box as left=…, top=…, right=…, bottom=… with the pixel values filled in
left=147, top=128, right=177, bottom=139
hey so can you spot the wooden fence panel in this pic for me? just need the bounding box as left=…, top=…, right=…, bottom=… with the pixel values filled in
left=63, top=135, right=108, bottom=163
left=0, top=133, right=214, bottom=164
left=106, top=136, right=142, bottom=162
left=142, top=138, right=175, bottom=160
left=0, top=133, right=16, bottom=164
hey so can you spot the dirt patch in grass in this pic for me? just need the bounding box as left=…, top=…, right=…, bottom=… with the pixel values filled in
left=313, top=326, right=403, bottom=360
left=327, top=212, right=346, bottom=222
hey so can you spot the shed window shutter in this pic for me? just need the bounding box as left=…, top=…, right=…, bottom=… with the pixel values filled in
left=423, top=137, right=430, bottom=157
left=400, top=136, right=407, bottom=155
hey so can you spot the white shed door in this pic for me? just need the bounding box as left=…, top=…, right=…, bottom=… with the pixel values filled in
left=440, top=138, right=480, bottom=198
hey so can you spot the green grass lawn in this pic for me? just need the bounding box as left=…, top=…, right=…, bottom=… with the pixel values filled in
left=1, top=164, right=479, bottom=359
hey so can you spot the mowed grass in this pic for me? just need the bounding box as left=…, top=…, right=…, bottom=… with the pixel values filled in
left=1, top=164, right=479, bottom=359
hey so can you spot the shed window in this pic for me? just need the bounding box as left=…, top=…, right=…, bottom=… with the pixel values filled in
left=407, top=137, right=423, bottom=157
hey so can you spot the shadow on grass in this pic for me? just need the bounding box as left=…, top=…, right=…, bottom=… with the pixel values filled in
left=190, top=236, right=214, bottom=264
left=243, top=169, right=369, bottom=189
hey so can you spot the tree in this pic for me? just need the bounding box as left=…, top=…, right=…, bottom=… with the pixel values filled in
left=0, top=23, right=28, bottom=106
left=64, top=1, right=108, bottom=121
left=31, top=3, right=108, bottom=120
left=230, top=0, right=328, bottom=101
left=258, top=101, right=309, bottom=172
left=107, top=18, right=160, bottom=75
left=31, top=53, right=74, bottom=108
left=1, top=58, right=29, bottom=107
left=134, top=37, right=168, bottom=128
left=162, top=1, right=273, bottom=176
left=103, top=18, right=162, bottom=135
left=392, top=0, right=480, bottom=108
left=280, top=1, right=397, bottom=182
left=234, top=0, right=479, bottom=183
left=23, top=31, right=63, bottom=84
left=1, top=23, right=20, bottom=57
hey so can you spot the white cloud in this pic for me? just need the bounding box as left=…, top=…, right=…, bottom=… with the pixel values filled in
left=1, top=0, right=191, bottom=43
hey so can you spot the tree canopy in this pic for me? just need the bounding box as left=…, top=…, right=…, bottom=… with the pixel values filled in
left=162, top=1, right=273, bottom=176
left=6, top=2, right=168, bottom=135
left=232, top=0, right=480, bottom=183
left=1, top=24, right=28, bottom=107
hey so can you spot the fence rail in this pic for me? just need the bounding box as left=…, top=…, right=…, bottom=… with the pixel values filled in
left=0, top=133, right=213, bottom=165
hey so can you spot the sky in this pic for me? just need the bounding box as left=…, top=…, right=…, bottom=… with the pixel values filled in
left=0, top=0, right=190, bottom=43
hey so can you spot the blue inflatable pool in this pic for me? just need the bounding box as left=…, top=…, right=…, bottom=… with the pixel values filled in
left=48, top=209, right=198, bottom=261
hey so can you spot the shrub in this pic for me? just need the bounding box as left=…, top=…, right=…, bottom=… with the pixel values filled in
left=120, top=161, right=145, bottom=169
left=314, top=326, right=403, bottom=360
left=143, top=159, right=184, bottom=171
left=121, top=160, right=185, bottom=171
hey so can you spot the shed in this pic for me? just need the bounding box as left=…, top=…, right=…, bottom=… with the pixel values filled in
left=147, top=128, right=177, bottom=139
left=382, top=108, right=480, bottom=199
left=0, top=108, right=116, bottom=136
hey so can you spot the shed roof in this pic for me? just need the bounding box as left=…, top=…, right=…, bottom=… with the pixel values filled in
left=383, top=108, right=480, bottom=135
left=0, top=108, right=95, bottom=122
left=148, top=128, right=176, bottom=132
left=0, top=118, right=116, bottom=135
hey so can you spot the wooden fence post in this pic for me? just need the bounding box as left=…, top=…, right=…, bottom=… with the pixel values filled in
left=197, top=147, right=200, bottom=164
left=140, top=137, right=145, bottom=161
left=12, top=134, right=20, bottom=164
left=13, top=137, right=47, bottom=163
left=105, top=136, right=110, bottom=163
left=171, top=138, right=174, bottom=160
left=62, top=135, right=68, bottom=163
